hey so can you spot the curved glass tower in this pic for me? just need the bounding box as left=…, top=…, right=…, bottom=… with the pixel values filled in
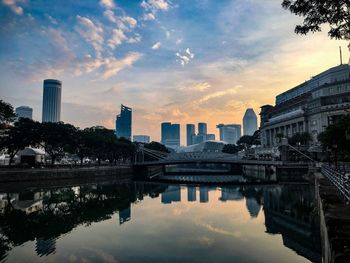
left=42, top=79, right=62, bottom=123
left=243, top=108, right=258, bottom=136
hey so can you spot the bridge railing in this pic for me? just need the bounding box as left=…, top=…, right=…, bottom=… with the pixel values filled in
left=321, top=164, right=350, bottom=202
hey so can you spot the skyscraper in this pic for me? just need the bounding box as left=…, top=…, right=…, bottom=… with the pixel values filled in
left=198, top=122, right=207, bottom=135
left=186, top=124, right=195, bottom=146
left=243, top=108, right=258, bottom=136
left=16, top=106, right=33, bottom=120
left=217, top=124, right=241, bottom=144
left=116, top=104, right=132, bottom=140
left=42, top=79, right=61, bottom=123
left=161, top=122, right=180, bottom=146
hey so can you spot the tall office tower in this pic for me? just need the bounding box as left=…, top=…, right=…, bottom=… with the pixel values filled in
left=198, top=122, right=207, bottom=135
left=42, top=79, right=62, bottom=122
left=161, top=122, right=180, bottom=146
left=16, top=106, right=33, bottom=120
left=116, top=104, right=132, bottom=140
left=199, top=186, right=209, bottom=203
left=243, top=108, right=258, bottom=136
left=133, top=135, right=150, bottom=143
left=186, top=124, right=195, bottom=146
left=217, top=124, right=242, bottom=144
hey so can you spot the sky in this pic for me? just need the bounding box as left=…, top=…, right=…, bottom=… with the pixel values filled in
left=0, top=0, right=349, bottom=144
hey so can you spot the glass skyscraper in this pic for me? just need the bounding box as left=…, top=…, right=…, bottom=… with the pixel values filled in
left=243, top=108, right=258, bottom=136
left=186, top=124, right=195, bottom=146
left=161, top=122, right=180, bottom=146
left=116, top=104, right=132, bottom=140
left=216, top=124, right=242, bottom=144
left=42, top=79, right=62, bottom=123
left=16, top=106, right=33, bottom=120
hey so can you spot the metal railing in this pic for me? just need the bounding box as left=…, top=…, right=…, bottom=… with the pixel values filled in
left=321, top=164, right=350, bottom=202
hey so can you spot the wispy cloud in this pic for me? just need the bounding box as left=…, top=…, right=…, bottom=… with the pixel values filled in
left=2, top=0, right=23, bottom=15
left=176, top=48, right=195, bottom=66
left=151, top=41, right=161, bottom=50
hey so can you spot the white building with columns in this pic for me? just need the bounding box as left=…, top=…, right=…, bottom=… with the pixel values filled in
left=260, top=64, right=350, bottom=149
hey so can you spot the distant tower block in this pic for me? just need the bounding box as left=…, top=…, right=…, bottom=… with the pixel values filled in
left=42, top=79, right=62, bottom=123
left=243, top=108, right=258, bottom=136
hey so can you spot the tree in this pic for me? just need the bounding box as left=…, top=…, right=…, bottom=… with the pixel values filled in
left=282, top=0, right=350, bottom=40
left=41, top=122, right=78, bottom=165
left=144, top=141, right=169, bottom=153
left=288, top=132, right=312, bottom=146
left=0, top=100, right=16, bottom=128
left=318, top=115, right=350, bottom=160
left=222, top=144, right=242, bottom=154
left=0, top=118, right=41, bottom=165
left=83, top=126, right=116, bottom=165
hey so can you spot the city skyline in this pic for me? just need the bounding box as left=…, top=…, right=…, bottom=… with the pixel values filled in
left=1, top=0, right=349, bottom=144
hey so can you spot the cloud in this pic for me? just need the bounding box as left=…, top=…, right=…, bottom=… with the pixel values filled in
left=127, top=33, right=142, bottom=43
left=176, top=48, right=194, bottom=66
left=76, top=15, right=104, bottom=56
left=99, top=0, right=115, bottom=9
left=100, top=52, right=143, bottom=80
left=143, top=13, right=155, bottom=21
left=123, top=16, right=137, bottom=28
left=108, top=29, right=127, bottom=49
left=151, top=41, right=161, bottom=50
left=194, top=88, right=237, bottom=105
left=180, top=82, right=211, bottom=92
left=2, top=0, right=23, bottom=15
left=141, top=0, right=169, bottom=12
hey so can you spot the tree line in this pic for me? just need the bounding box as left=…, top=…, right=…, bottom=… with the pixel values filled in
left=0, top=100, right=166, bottom=166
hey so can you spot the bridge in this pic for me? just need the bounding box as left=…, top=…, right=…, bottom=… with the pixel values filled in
left=132, top=145, right=299, bottom=183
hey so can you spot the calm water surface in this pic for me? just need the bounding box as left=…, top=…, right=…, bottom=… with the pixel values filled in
left=0, top=182, right=321, bottom=263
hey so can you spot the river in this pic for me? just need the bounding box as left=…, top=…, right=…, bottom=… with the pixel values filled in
left=0, top=180, right=321, bottom=262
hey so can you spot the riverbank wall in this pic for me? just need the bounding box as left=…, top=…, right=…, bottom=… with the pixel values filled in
left=315, top=174, right=350, bottom=263
left=0, top=166, right=133, bottom=184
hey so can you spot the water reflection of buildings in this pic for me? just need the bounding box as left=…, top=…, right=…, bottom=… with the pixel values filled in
left=0, top=192, right=44, bottom=214
left=219, top=187, right=243, bottom=201
left=119, top=206, right=131, bottom=225
left=199, top=186, right=209, bottom=203
left=161, top=185, right=181, bottom=204
left=263, top=185, right=321, bottom=263
left=35, top=238, right=56, bottom=257
left=187, top=186, right=196, bottom=202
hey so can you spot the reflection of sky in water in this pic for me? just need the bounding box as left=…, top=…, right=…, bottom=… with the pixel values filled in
left=2, top=184, right=318, bottom=263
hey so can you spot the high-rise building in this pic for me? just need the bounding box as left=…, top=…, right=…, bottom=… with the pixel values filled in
left=42, top=79, right=62, bottom=123
left=198, top=122, right=207, bottom=135
left=206, top=134, right=215, bottom=141
left=161, top=122, right=180, bottom=146
left=161, top=185, right=181, bottom=204
left=116, top=104, right=132, bottom=140
left=16, top=106, right=33, bottom=120
left=133, top=135, right=150, bottom=143
left=217, top=124, right=241, bottom=144
left=243, top=108, right=258, bottom=136
left=186, top=124, right=195, bottom=146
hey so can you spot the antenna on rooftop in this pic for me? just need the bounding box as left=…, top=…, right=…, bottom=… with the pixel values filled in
left=339, top=46, right=343, bottom=65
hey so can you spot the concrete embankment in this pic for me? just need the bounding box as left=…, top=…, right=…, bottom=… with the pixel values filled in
left=0, top=166, right=133, bottom=184
left=316, top=174, right=350, bottom=263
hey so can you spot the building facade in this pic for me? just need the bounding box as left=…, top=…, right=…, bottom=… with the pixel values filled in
left=133, top=135, right=150, bottom=143
left=260, top=64, right=350, bottom=148
left=161, top=122, right=180, bottom=146
left=186, top=124, right=195, bottom=146
left=216, top=124, right=242, bottom=144
left=16, top=106, right=33, bottom=120
left=243, top=108, right=258, bottom=135
left=42, top=79, right=62, bottom=123
left=116, top=104, right=132, bottom=140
